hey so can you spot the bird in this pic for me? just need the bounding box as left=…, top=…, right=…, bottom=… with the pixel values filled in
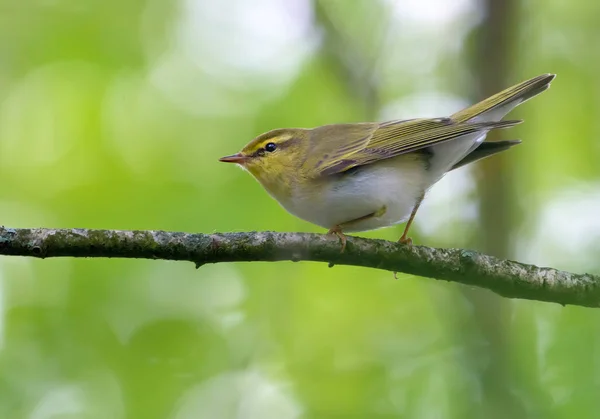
left=220, top=74, right=555, bottom=251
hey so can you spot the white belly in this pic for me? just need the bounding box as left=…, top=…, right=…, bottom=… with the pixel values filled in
left=280, top=155, right=429, bottom=232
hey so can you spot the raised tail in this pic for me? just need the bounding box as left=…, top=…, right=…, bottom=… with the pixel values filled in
left=451, top=73, right=556, bottom=123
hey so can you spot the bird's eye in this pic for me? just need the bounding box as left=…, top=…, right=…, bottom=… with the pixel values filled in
left=265, top=142, right=277, bottom=152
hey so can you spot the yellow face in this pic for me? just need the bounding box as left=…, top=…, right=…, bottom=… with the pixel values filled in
left=219, top=128, right=309, bottom=196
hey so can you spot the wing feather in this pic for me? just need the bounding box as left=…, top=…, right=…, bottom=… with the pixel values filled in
left=304, top=118, right=521, bottom=177
left=451, top=74, right=555, bottom=123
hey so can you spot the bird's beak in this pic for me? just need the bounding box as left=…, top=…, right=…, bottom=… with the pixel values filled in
left=219, top=153, right=247, bottom=164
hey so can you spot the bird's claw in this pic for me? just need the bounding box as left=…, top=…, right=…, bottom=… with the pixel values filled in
left=398, top=236, right=413, bottom=246
left=327, top=226, right=347, bottom=253
left=394, top=235, right=413, bottom=278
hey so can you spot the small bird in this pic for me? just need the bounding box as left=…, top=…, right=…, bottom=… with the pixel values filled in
left=220, top=74, right=555, bottom=250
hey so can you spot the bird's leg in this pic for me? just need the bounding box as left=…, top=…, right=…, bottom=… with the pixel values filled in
left=328, top=205, right=387, bottom=253
left=394, top=194, right=425, bottom=280
left=399, top=193, right=425, bottom=245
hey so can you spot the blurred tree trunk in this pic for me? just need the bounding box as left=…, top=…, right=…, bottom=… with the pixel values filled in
left=465, top=0, right=527, bottom=417
left=475, top=0, right=518, bottom=257
left=313, top=0, right=383, bottom=120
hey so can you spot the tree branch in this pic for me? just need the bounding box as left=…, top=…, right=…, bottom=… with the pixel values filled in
left=0, top=226, right=597, bottom=308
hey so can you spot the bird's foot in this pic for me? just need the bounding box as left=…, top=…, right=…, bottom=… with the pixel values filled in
left=398, top=235, right=413, bottom=246
left=327, top=225, right=347, bottom=253
left=394, top=235, right=414, bottom=279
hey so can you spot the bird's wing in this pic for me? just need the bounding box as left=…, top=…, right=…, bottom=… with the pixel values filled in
left=303, top=118, right=521, bottom=177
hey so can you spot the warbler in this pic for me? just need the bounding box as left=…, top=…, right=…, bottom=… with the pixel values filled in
left=220, top=74, right=555, bottom=250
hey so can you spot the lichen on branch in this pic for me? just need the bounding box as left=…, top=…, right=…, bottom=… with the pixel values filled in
left=0, top=226, right=598, bottom=308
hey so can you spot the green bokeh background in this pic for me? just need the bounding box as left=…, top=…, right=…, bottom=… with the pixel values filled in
left=1, top=0, right=600, bottom=418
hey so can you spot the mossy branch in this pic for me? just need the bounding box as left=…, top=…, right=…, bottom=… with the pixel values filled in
left=0, top=226, right=598, bottom=308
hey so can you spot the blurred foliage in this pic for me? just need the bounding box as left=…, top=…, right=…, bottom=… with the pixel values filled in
left=1, top=0, right=600, bottom=418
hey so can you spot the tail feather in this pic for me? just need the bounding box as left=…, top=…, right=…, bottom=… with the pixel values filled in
left=450, top=140, right=522, bottom=171
left=451, top=74, right=556, bottom=123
